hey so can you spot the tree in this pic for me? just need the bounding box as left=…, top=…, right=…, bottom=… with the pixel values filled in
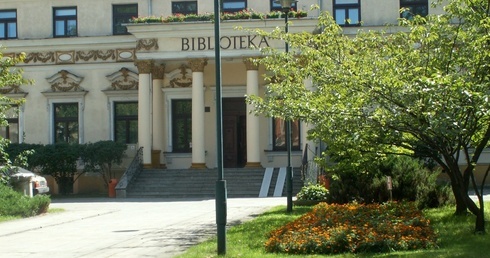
left=0, top=52, right=31, bottom=185
left=247, top=0, right=490, bottom=233
left=80, top=140, right=127, bottom=188
left=29, top=143, right=83, bottom=195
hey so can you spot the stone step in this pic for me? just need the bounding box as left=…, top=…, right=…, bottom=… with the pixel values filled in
left=126, top=168, right=304, bottom=198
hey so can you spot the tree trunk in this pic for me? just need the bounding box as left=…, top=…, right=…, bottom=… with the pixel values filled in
left=475, top=201, right=485, bottom=234
left=446, top=167, right=469, bottom=214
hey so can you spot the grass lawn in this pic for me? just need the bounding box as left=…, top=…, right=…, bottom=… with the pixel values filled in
left=177, top=204, right=490, bottom=258
left=0, top=207, right=64, bottom=223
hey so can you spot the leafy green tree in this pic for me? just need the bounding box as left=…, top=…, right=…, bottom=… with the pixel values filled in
left=29, top=143, right=83, bottom=195
left=80, top=140, right=127, bottom=187
left=0, top=52, right=31, bottom=185
left=248, top=0, right=490, bottom=232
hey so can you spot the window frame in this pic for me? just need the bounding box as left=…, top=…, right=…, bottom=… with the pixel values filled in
left=53, top=102, right=79, bottom=144
left=221, top=0, right=247, bottom=13
left=53, top=6, right=77, bottom=38
left=172, top=1, right=198, bottom=15
left=272, top=118, right=301, bottom=151
left=400, top=0, right=428, bottom=19
left=270, top=0, right=297, bottom=12
left=113, top=4, right=138, bottom=35
left=333, top=0, right=361, bottom=27
left=171, top=99, right=192, bottom=153
left=0, top=105, right=19, bottom=143
left=113, top=101, right=138, bottom=144
left=0, top=9, right=17, bottom=39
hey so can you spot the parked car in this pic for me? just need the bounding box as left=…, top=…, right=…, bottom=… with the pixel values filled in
left=7, top=167, right=50, bottom=196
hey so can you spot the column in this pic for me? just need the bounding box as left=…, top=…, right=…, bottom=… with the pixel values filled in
left=302, top=78, right=316, bottom=159
left=189, top=58, right=208, bottom=169
left=243, top=58, right=262, bottom=168
left=135, top=60, right=153, bottom=168
left=152, top=63, right=166, bottom=168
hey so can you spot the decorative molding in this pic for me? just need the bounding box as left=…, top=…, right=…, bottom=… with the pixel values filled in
left=0, top=84, right=26, bottom=94
left=135, top=60, right=153, bottom=74
left=136, top=38, right=159, bottom=51
left=46, top=70, right=84, bottom=92
left=167, top=65, right=192, bottom=88
left=188, top=58, right=208, bottom=72
left=76, top=50, right=116, bottom=62
left=243, top=57, right=259, bottom=70
left=56, top=51, right=75, bottom=64
left=116, top=49, right=135, bottom=62
left=106, top=68, right=139, bottom=90
left=152, top=64, right=166, bottom=80
left=24, top=52, right=55, bottom=63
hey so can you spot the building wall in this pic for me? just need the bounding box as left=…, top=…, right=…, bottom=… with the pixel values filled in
left=0, top=0, right=461, bottom=194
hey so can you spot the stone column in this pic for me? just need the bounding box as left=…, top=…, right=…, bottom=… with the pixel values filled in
left=302, top=78, right=316, bottom=159
left=135, top=60, right=153, bottom=168
left=188, top=58, right=208, bottom=169
left=243, top=58, right=262, bottom=168
left=152, top=63, right=166, bottom=168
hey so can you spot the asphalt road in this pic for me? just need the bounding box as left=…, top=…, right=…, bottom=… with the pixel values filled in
left=0, top=197, right=287, bottom=258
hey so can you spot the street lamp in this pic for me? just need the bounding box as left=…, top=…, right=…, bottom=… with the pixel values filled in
left=274, top=0, right=297, bottom=213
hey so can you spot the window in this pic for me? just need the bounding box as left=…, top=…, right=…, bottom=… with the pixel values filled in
left=114, top=102, right=138, bottom=144
left=222, top=0, right=246, bottom=13
left=113, top=4, right=138, bottom=35
left=172, top=99, right=192, bottom=153
left=333, top=0, right=360, bottom=26
left=400, top=0, right=428, bottom=19
left=54, top=103, right=79, bottom=143
left=0, top=10, right=17, bottom=39
left=172, top=1, right=198, bottom=15
left=270, top=0, right=297, bottom=12
left=0, top=105, right=19, bottom=143
left=53, top=7, right=77, bottom=37
left=273, top=118, right=300, bottom=151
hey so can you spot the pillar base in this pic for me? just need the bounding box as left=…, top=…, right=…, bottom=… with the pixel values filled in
left=143, top=163, right=152, bottom=169
left=245, top=162, right=262, bottom=168
left=151, top=150, right=161, bottom=169
left=190, top=163, right=207, bottom=169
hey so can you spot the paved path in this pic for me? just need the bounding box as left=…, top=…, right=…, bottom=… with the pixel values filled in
left=0, top=197, right=287, bottom=258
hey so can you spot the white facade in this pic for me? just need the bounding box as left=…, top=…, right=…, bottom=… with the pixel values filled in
left=0, top=0, right=446, bottom=173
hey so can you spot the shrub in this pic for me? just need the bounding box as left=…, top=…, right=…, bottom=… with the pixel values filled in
left=296, top=183, right=329, bottom=201
left=265, top=202, right=437, bottom=255
left=0, top=184, right=51, bottom=217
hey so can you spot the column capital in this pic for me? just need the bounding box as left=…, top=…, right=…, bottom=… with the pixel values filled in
left=188, top=58, right=208, bottom=72
left=152, top=63, right=166, bottom=79
left=135, top=60, right=154, bottom=74
left=243, top=57, right=259, bottom=71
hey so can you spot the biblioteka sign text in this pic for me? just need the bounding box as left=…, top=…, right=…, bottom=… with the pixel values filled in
left=181, top=35, right=269, bottom=51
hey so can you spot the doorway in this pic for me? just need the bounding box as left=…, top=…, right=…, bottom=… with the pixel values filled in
left=222, top=98, right=246, bottom=168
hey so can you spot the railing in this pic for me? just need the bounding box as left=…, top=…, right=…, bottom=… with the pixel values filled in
left=115, top=147, right=143, bottom=198
left=301, top=143, right=320, bottom=185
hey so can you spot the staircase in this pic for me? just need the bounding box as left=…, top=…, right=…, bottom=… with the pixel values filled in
left=126, top=168, right=304, bottom=198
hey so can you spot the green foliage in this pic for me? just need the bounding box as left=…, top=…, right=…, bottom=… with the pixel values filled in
left=296, top=183, right=329, bottom=201
left=0, top=184, right=50, bottom=217
left=247, top=0, right=490, bottom=228
left=80, top=140, right=127, bottom=187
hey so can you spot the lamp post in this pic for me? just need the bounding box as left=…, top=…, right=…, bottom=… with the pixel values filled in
left=274, top=0, right=297, bottom=213
left=214, top=0, right=227, bottom=255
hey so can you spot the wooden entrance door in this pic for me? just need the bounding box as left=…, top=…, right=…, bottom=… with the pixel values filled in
left=222, top=98, right=246, bottom=168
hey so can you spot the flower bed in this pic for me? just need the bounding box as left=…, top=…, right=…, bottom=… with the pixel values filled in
left=265, top=202, right=437, bottom=255
left=130, top=9, right=307, bottom=24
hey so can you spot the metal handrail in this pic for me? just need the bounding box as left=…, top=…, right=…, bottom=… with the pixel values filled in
left=115, top=147, right=143, bottom=198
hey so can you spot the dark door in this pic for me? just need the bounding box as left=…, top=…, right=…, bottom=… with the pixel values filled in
left=222, top=98, right=246, bottom=168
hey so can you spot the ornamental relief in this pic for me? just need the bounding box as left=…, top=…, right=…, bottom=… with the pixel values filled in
left=106, top=68, right=139, bottom=90
left=10, top=48, right=135, bottom=64
left=166, top=65, right=192, bottom=88
left=0, top=84, right=24, bottom=94
left=46, top=70, right=84, bottom=92
left=136, top=38, right=159, bottom=51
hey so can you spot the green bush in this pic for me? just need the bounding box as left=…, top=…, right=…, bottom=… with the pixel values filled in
left=296, top=183, right=329, bottom=201
left=0, top=184, right=51, bottom=217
